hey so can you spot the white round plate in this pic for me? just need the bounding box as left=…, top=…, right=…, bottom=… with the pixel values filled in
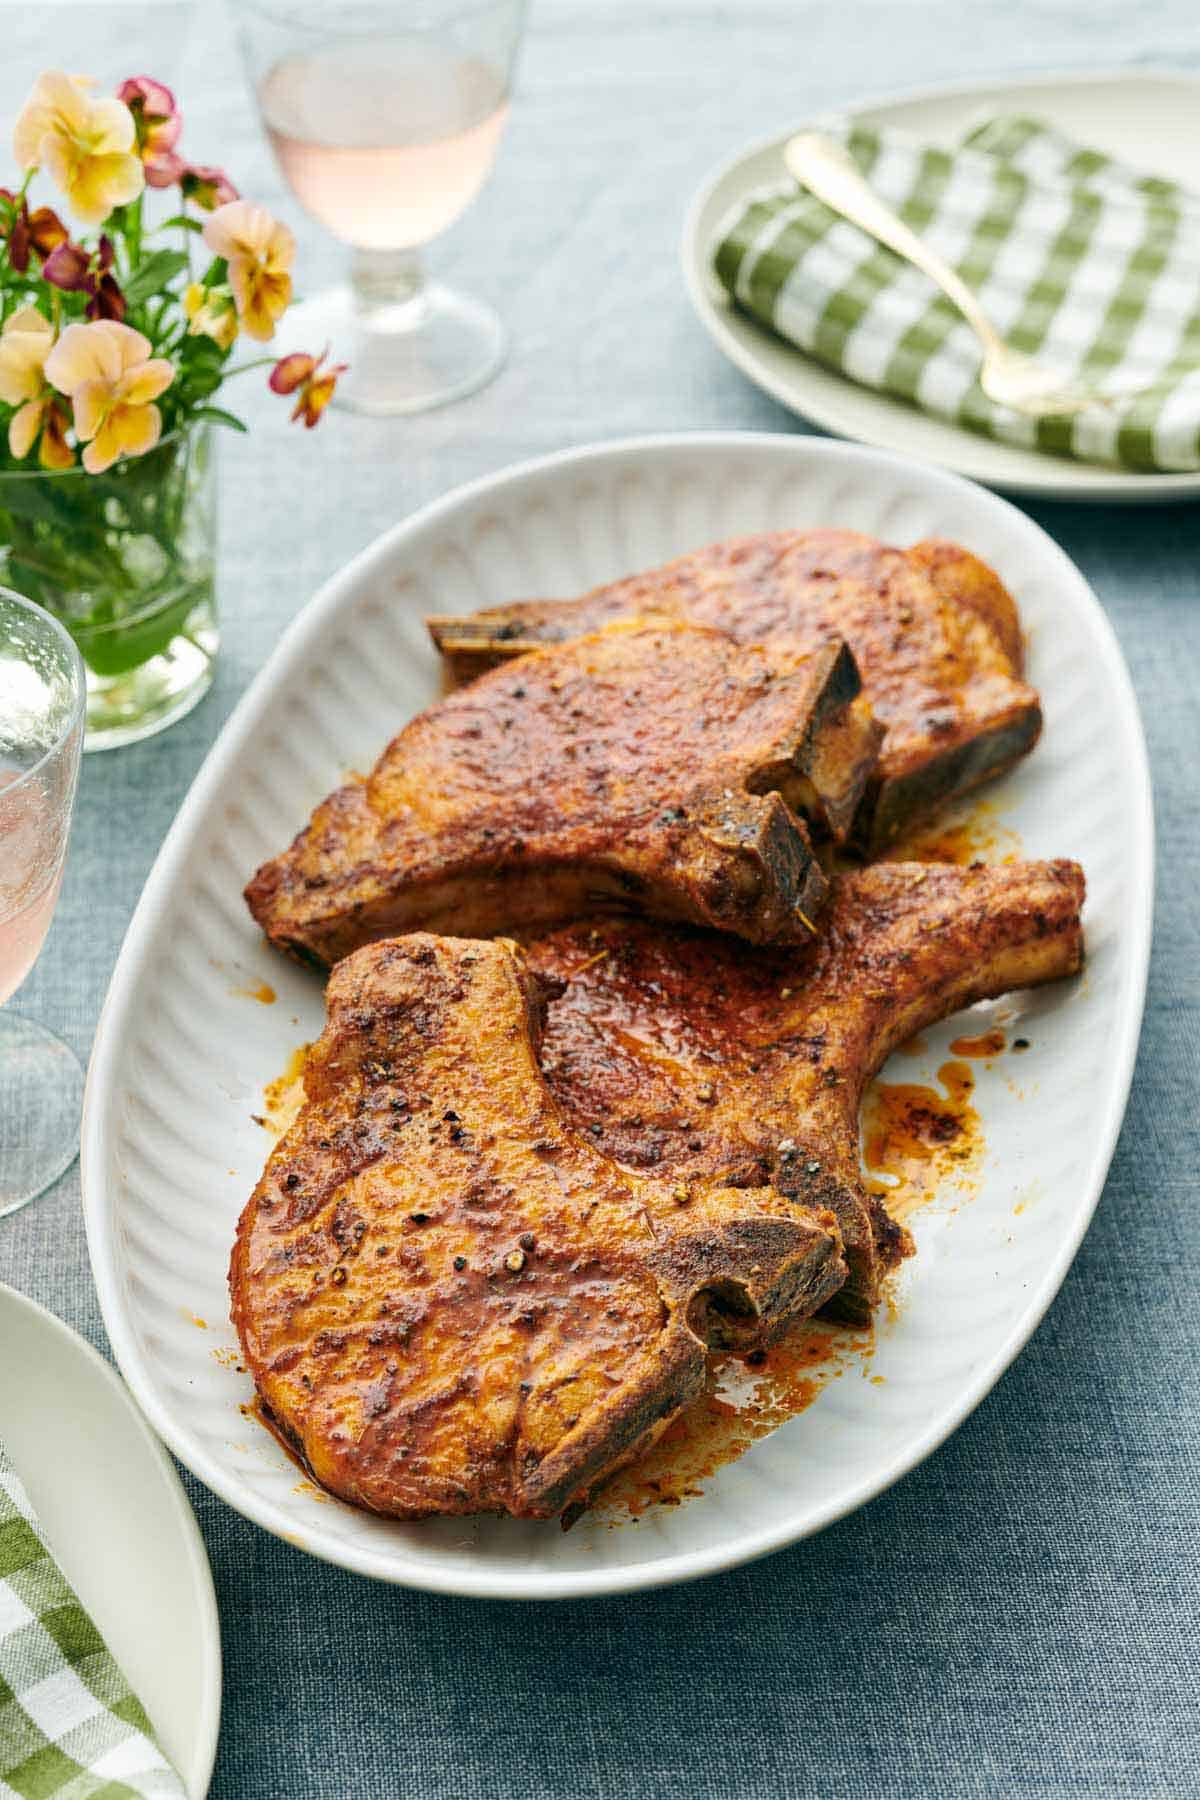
left=683, top=70, right=1200, bottom=502
left=82, top=435, right=1152, bottom=1598
left=0, top=1283, right=221, bottom=1794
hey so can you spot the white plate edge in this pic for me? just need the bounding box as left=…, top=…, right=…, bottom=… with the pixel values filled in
left=680, top=66, right=1200, bottom=503
left=80, top=431, right=1155, bottom=1599
left=0, top=1281, right=223, bottom=1790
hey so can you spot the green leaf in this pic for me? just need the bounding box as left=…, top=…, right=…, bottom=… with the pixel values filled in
left=179, top=364, right=225, bottom=401
left=155, top=213, right=205, bottom=235
left=179, top=334, right=226, bottom=367
left=74, top=587, right=206, bottom=676
left=192, top=405, right=247, bottom=432
left=121, top=248, right=189, bottom=306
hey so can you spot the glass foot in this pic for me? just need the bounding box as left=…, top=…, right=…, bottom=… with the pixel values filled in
left=0, top=1013, right=84, bottom=1218
left=282, top=282, right=507, bottom=416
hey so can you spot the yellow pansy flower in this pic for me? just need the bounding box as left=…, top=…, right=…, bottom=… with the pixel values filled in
left=202, top=200, right=294, bottom=342
left=0, top=306, right=54, bottom=406
left=44, top=319, right=173, bottom=474
left=0, top=306, right=74, bottom=468
left=13, top=72, right=144, bottom=225
left=183, top=281, right=239, bottom=352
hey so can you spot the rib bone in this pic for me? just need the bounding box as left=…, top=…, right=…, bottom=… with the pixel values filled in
left=230, top=934, right=847, bottom=1520
left=427, top=530, right=1042, bottom=851
left=246, top=619, right=881, bottom=967
left=528, top=859, right=1086, bottom=1323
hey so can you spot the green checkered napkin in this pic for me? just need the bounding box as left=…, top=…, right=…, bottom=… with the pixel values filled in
left=0, top=1441, right=184, bottom=1800
left=713, top=114, right=1200, bottom=471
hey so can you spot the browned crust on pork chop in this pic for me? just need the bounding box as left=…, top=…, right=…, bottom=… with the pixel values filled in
left=246, top=620, right=882, bottom=967
left=427, top=530, right=1041, bottom=850
left=230, top=934, right=848, bottom=1519
left=526, top=859, right=1085, bottom=1324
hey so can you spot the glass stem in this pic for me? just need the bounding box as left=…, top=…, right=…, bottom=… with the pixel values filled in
left=350, top=248, right=428, bottom=332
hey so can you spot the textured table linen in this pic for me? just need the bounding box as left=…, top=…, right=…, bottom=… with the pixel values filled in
left=3, top=3, right=1200, bottom=1797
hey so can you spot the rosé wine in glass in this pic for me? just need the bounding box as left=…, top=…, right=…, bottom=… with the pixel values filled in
left=0, top=588, right=85, bottom=1218
left=0, top=776, right=66, bottom=1005
left=260, top=42, right=511, bottom=252
left=241, top=1, right=528, bottom=416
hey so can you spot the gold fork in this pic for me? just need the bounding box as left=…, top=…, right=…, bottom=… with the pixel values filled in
left=783, top=130, right=1122, bottom=418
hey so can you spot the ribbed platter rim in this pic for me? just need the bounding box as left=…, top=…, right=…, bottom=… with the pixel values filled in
left=80, top=434, right=1154, bottom=1598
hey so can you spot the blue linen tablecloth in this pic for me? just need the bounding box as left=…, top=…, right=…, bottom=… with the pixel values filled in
left=3, top=3, right=1200, bottom=1795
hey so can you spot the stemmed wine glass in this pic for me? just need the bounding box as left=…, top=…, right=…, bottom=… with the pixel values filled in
left=240, top=0, right=528, bottom=415
left=0, top=588, right=85, bottom=1218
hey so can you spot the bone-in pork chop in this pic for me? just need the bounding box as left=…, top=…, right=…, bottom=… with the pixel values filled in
left=526, top=859, right=1085, bottom=1324
left=229, top=934, right=847, bottom=1520
left=426, top=529, right=1041, bottom=851
left=245, top=620, right=882, bottom=968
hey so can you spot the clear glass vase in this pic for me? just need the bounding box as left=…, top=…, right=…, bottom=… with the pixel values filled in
left=0, top=424, right=218, bottom=750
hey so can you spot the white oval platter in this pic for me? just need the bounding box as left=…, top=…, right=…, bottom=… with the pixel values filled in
left=82, top=435, right=1152, bottom=1599
left=0, top=1282, right=221, bottom=1795
left=682, top=69, right=1200, bottom=502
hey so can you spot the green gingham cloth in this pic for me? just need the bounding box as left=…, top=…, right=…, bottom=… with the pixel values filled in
left=0, top=1442, right=183, bottom=1800
left=713, top=114, right=1200, bottom=471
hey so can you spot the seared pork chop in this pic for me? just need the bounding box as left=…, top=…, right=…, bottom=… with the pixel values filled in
left=908, top=537, right=1025, bottom=672
left=246, top=620, right=882, bottom=968
left=230, top=934, right=847, bottom=1520
left=427, top=529, right=1042, bottom=850
left=527, top=859, right=1085, bottom=1323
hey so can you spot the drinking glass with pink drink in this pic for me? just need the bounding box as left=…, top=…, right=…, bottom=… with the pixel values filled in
left=241, top=0, right=528, bottom=415
left=0, top=587, right=85, bottom=1218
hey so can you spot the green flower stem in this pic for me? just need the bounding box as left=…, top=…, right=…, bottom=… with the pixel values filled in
left=125, top=193, right=144, bottom=272
left=224, top=357, right=278, bottom=377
